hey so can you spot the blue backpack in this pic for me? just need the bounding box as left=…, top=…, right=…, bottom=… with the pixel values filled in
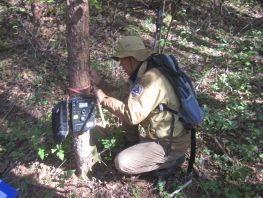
left=147, top=54, right=204, bottom=126
left=147, top=54, right=204, bottom=174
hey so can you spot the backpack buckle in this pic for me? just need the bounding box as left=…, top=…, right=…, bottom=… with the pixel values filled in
left=158, top=104, right=164, bottom=111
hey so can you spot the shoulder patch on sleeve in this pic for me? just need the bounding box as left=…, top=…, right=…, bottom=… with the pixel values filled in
left=131, top=84, right=144, bottom=97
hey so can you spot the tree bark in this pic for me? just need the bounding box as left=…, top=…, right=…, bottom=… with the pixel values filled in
left=66, top=0, right=98, bottom=178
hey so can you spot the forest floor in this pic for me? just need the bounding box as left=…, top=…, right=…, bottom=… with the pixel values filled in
left=0, top=0, right=262, bottom=197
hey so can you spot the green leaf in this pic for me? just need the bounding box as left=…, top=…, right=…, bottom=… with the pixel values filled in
left=38, top=148, right=46, bottom=160
left=56, top=149, right=64, bottom=161
left=51, top=148, right=57, bottom=154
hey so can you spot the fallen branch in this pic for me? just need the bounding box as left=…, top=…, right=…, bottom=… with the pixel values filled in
left=160, top=12, right=174, bottom=53
left=97, top=103, right=106, bottom=128
left=52, top=158, right=68, bottom=176
left=0, top=102, right=15, bottom=124
left=200, top=133, right=253, bottom=174
left=201, top=133, right=237, bottom=164
left=18, top=19, right=44, bottom=55
left=1, top=160, right=20, bottom=178
left=138, top=0, right=149, bottom=8
left=209, top=133, right=228, bottom=153
left=17, top=19, right=56, bottom=55
left=237, top=17, right=263, bottom=35
left=169, top=179, right=192, bottom=197
left=195, top=68, right=216, bottom=91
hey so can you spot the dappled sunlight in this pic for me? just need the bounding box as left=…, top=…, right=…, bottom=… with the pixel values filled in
left=0, top=0, right=262, bottom=197
left=172, top=35, right=226, bottom=57
left=225, top=1, right=263, bottom=19
left=139, top=16, right=156, bottom=34
left=0, top=57, right=63, bottom=120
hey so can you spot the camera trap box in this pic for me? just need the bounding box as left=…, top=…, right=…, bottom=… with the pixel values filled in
left=70, top=95, right=96, bottom=133
left=51, top=95, right=96, bottom=144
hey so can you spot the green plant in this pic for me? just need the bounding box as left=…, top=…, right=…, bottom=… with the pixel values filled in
left=100, top=137, right=116, bottom=150
left=201, top=181, right=222, bottom=196
left=9, top=149, right=25, bottom=160
left=69, top=191, right=77, bottom=198
left=51, top=144, right=65, bottom=161
left=227, top=141, right=260, bottom=162
left=97, top=128, right=124, bottom=160
left=179, top=28, right=192, bottom=39
left=60, top=170, right=76, bottom=180
left=0, top=40, right=12, bottom=51
left=19, top=180, right=30, bottom=195
left=171, top=182, right=185, bottom=198
left=37, top=144, right=66, bottom=161
left=123, top=25, right=142, bottom=36
left=156, top=180, right=170, bottom=198
left=203, top=109, right=237, bottom=133
left=226, top=165, right=252, bottom=181
left=223, top=187, right=242, bottom=198
left=40, top=0, right=54, bottom=3
left=9, top=6, right=27, bottom=14
left=143, top=16, right=154, bottom=32
left=89, top=0, right=102, bottom=10
left=132, top=186, right=142, bottom=198
left=26, top=0, right=54, bottom=3
left=38, top=147, right=48, bottom=160
left=212, top=72, right=251, bottom=94
left=159, top=38, right=172, bottom=49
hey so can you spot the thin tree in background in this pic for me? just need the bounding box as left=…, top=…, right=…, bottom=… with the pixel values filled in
left=66, top=0, right=98, bottom=178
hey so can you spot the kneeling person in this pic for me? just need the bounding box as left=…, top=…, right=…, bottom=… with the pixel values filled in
left=96, top=36, right=190, bottom=175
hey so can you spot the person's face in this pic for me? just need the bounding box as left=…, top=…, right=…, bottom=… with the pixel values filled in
left=119, top=57, right=134, bottom=76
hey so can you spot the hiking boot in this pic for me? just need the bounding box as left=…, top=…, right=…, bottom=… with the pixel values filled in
left=154, top=155, right=185, bottom=178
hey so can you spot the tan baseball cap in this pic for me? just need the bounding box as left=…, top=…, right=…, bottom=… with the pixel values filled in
left=112, top=36, right=152, bottom=61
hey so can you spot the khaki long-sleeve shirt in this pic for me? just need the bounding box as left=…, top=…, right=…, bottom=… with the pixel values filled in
left=102, top=61, right=190, bottom=153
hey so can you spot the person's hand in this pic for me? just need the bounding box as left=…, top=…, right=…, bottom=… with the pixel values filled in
left=96, top=89, right=108, bottom=104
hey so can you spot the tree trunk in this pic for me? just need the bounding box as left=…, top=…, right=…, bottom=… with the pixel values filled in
left=66, top=0, right=98, bottom=178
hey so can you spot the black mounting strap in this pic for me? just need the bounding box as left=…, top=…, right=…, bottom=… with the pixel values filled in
left=158, top=103, right=196, bottom=175
left=79, top=104, right=95, bottom=133
left=187, top=128, right=196, bottom=174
